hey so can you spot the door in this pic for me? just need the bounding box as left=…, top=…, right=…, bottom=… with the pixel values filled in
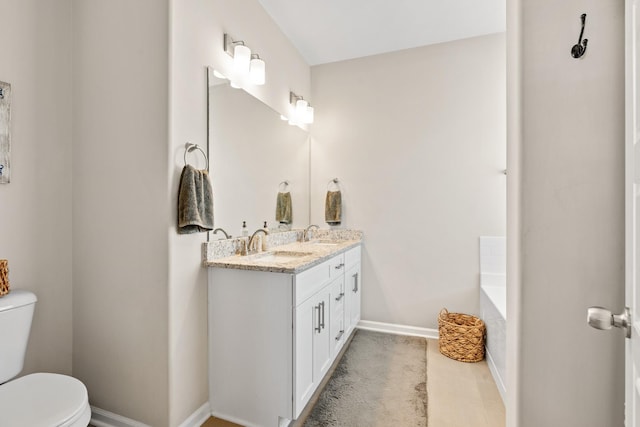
left=589, top=3, right=640, bottom=425
left=627, top=1, right=640, bottom=424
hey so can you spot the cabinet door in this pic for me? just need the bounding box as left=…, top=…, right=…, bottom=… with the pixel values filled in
left=294, top=295, right=316, bottom=415
left=329, top=276, right=346, bottom=356
left=345, top=264, right=362, bottom=334
left=313, top=288, right=332, bottom=381
left=294, top=289, right=332, bottom=416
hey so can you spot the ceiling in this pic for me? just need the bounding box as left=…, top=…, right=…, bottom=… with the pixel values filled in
left=257, top=0, right=506, bottom=66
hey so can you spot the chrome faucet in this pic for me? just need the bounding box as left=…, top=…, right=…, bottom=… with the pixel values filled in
left=245, top=229, right=269, bottom=255
left=302, top=224, right=320, bottom=242
left=212, top=228, right=231, bottom=239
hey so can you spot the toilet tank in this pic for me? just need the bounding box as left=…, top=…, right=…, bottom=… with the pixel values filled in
left=0, top=290, right=37, bottom=384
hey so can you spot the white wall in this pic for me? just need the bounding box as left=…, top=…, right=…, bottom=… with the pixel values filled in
left=72, top=1, right=171, bottom=425
left=508, top=1, right=625, bottom=425
left=310, top=33, right=506, bottom=328
left=169, top=0, right=310, bottom=425
left=0, top=0, right=73, bottom=376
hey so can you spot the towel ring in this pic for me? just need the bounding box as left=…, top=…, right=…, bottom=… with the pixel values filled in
left=279, top=180, right=290, bottom=191
left=184, top=142, right=209, bottom=170
left=327, top=177, right=340, bottom=191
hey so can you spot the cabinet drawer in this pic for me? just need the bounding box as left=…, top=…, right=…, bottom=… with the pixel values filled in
left=345, top=245, right=361, bottom=270
left=295, top=259, right=331, bottom=305
left=329, top=276, right=345, bottom=313
left=328, top=253, right=345, bottom=279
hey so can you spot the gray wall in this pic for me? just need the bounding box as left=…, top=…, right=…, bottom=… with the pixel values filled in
left=508, top=0, right=626, bottom=425
left=0, top=0, right=73, bottom=377
left=310, top=33, right=507, bottom=329
left=72, top=1, right=170, bottom=425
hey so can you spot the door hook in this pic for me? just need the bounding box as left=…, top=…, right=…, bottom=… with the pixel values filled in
left=571, top=13, right=588, bottom=59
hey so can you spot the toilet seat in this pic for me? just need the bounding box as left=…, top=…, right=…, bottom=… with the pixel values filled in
left=0, top=373, right=91, bottom=427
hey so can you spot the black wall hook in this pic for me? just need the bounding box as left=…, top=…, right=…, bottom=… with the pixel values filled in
left=571, top=13, right=588, bottom=59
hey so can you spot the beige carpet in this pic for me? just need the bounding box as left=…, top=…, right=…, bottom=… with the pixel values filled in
left=301, top=329, right=428, bottom=427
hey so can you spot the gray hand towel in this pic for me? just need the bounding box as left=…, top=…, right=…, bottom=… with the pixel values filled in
left=177, top=165, right=214, bottom=234
left=276, top=191, right=293, bottom=224
left=325, top=191, right=342, bottom=225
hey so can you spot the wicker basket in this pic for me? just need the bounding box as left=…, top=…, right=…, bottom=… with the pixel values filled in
left=438, top=308, right=486, bottom=362
left=0, top=259, right=9, bottom=297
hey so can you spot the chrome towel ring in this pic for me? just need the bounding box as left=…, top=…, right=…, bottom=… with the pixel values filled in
left=279, top=180, right=290, bottom=191
left=327, top=177, right=340, bottom=190
left=184, top=142, right=209, bottom=170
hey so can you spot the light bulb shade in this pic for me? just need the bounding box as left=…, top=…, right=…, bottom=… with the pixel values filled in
left=249, top=57, right=266, bottom=85
left=233, top=44, right=251, bottom=73
left=296, top=99, right=308, bottom=113
left=304, top=105, right=314, bottom=124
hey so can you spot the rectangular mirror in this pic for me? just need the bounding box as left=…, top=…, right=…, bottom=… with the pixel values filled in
left=207, top=67, right=310, bottom=237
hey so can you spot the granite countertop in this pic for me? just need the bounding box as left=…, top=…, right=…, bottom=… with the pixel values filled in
left=203, top=231, right=362, bottom=274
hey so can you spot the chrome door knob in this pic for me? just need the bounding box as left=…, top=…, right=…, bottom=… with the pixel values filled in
left=587, top=306, right=631, bottom=338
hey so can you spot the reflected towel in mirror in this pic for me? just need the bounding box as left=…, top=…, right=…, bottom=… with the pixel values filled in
left=325, top=191, right=342, bottom=225
left=276, top=191, right=293, bottom=224
left=177, top=165, right=214, bottom=234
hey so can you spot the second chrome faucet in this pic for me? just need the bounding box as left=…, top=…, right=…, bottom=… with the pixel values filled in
left=242, top=229, right=269, bottom=255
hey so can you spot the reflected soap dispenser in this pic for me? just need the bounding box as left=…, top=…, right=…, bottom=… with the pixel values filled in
left=242, top=221, right=248, bottom=237
left=262, top=221, right=269, bottom=251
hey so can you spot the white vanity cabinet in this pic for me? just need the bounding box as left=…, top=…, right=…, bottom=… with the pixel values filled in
left=344, top=245, right=362, bottom=336
left=208, top=244, right=361, bottom=427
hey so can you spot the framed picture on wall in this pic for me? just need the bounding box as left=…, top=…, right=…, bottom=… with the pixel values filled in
left=0, top=81, right=10, bottom=184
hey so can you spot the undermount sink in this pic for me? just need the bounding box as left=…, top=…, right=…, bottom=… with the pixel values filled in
left=251, top=251, right=314, bottom=263
left=307, top=239, right=342, bottom=246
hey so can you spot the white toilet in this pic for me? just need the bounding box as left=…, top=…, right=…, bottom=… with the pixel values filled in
left=0, top=290, right=91, bottom=426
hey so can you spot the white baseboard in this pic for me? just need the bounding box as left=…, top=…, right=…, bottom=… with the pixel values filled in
left=485, top=349, right=506, bottom=404
left=357, top=320, right=439, bottom=339
left=178, top=402, right=211, bottom=427
left=90, top=406, right=151, bottom=427
left=91, top=402, right=212, bottom=427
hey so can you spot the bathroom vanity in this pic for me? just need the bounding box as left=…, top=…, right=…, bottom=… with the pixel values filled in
left=204, top=234, right=362, bottom=427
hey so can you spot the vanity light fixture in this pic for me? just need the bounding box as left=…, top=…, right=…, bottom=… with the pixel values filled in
left=249, top=54, right=266, bottom=85
left=289, top=91, right=314, bottom=125
left=223, top=33, right=266, bottom=86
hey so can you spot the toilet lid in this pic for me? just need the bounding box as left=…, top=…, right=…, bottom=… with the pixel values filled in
left=0, top=373, right=89, bottom=427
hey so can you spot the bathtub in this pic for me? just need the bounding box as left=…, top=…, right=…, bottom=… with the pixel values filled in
left=480, top=273, right=506, bottom=403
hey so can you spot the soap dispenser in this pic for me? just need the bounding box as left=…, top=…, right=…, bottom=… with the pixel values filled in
left=242, top=221, right=248, bottom=237
left=262, top=221, right=269, bottom=251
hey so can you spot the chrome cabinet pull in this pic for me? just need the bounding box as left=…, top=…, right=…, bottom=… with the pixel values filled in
left=320, top=301, right=326, bottom=329
left=334, top=263, right=344, bottom=270
left=314, top=304, right=321, bottom=333
left=335, top=330, right=344, bottom=341
left=352, top=272, right=359, bottom=293
left=335, top=292, right=344, bottom=302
